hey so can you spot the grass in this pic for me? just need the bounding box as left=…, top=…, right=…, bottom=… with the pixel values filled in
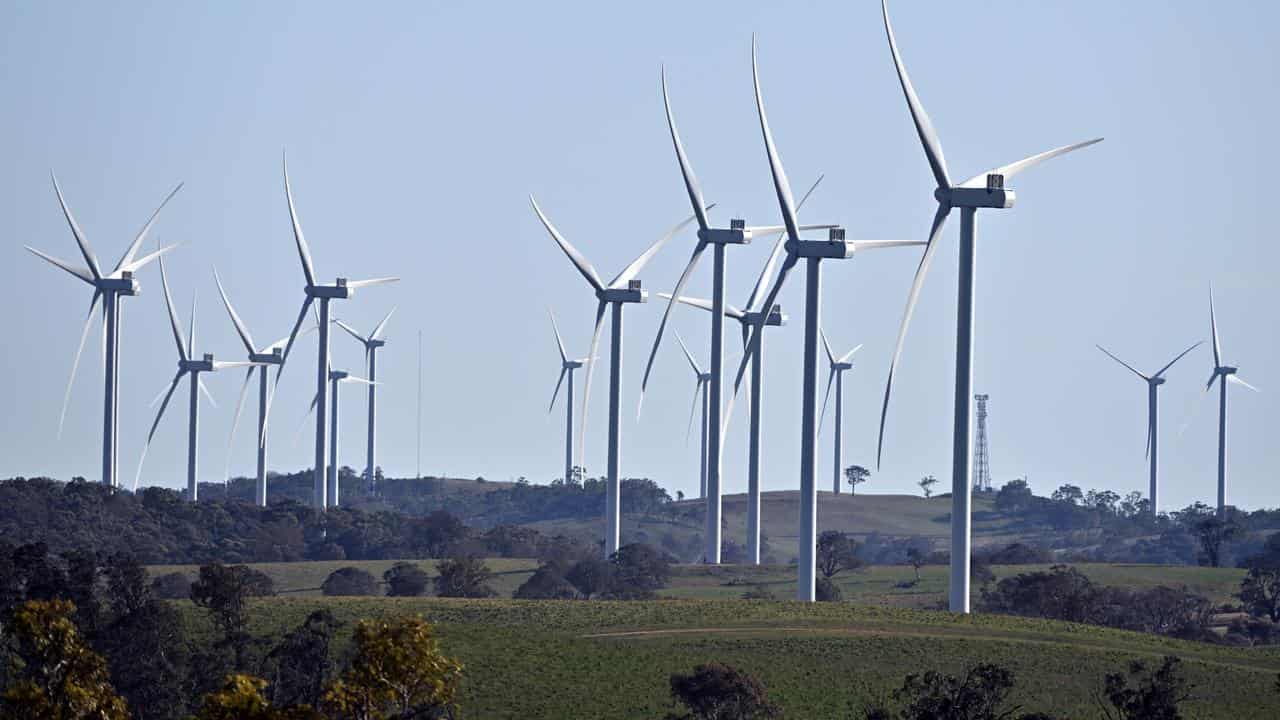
left=177, top=597, right=1280, bottom=719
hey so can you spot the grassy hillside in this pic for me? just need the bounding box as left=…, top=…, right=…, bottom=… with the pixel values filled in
left=149, top=560, right=1247, bottom=608
left=179, top=597, right=1280, bottom=719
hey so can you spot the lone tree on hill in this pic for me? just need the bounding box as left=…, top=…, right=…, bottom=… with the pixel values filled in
left=918, top=475, right=938, bottom=498
left=844, top=465, right=870, bottom=494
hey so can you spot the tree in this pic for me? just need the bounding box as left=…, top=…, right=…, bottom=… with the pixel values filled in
left=608, top=543, right=672, bottom=599
left=0, top=599, right=130, bottom=719
left=906, top=547, right=925, bottom=582
left=514, top=562, right=576, bottom=600
left=383, top=562, right=430, bottom=597
left=1191, top=515, right=1238, bottom=567
left=666, top=663, right=779, bottom=720
left=994, top=479, right=1033, bottom=514
left=1051, top=484, right=1083, bottom=505
left=918, top=475, right=938, bottom=498
left=321, top=567, right=380, bottom=596
left=192, top=674, right=322, bottom=720
left=263, top=610, right=341, bottom=709
left=1100, top=656, right=1191, bottom=720
left=190, top=563, right=276, bottom=670
left=323, top=615, right=463, bottom=720
left=895, top=663, right=1018, bottom=720
left=1240, top=567, right=1280, bottom=622
left=816, top=531, right=862, bottom=579
left=565, top=557, right=613, bottom=600
left=412, top=511, right=469, bottom=558
left=151, top=571, right=193, bottom=600
left=815, top=577, right=843, bottom=602
left=433, top=556, right=496, bottom=598
left=844, top=465, right=871, bottom=494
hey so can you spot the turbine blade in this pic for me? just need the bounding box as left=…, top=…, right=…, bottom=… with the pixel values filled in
left=578, top=300, right=608, bottom=468
left=1153, top=340, right=1204, bottom=379
left=549, top=308, right=568, bottom=363
left=821, top=328, right=835, bottom=366
left=1205, top=371, right=1219, bottom=393
left=675, top=331, right=703, bottom=377
left=661, top=66, right=710, bottom=232
left=818, top=368, right=836, bottom=435
left=530, top=196, right=605, bottom=292
left=876, top=203, right=952, bottom=468
left=959, top=138, right=1104, bottom=189
left=346, top=277, right=399, bottom=290
left=638, top=240, right=709, bottom=416
left=212, top=361, right=259, bottom=370
left=1096, top=345, right=1149, bottom=381
left=746, top=223, right=839, bottom=235
left=333, top=319, right=367, bottom=345
left=838, top=343, right=864, bottom=365
left=610, top=206, right=711, bottom=288
left=25, top=246, right=95, bottom=284
left=198, top=376, right=216, bottom=408
left=187, top=291, right=197, bottom=360
left=1145, top=415, right=1151, bottom=461
left=752, top=36, right=801, bottom=243
left=1209, top=287, right=1222, bottom=368
left=283, top=155, right=318, bottom=288
left=549, top=367, right=568, bottom=414
left=277, top=297, right=315, bottom=371
left=686, top=379, right=703, bottom=444
left=213, top=267, right=257, bottom=354
left=50, top=173, right=102, bottom=280
left=116, top=182, right=183, bottom=272
left=744, top=174, right=823, bottom=312
left=1228, top=375, right=1260, bottom=392
left=369, top=306, right=396, bottom=341
left=159, top=258, right=188, bottom=362
left=850, top=240, right=928, bottom=251
left=881, top=0, right=951, bottom=189
left=658, top=293, right=746, bottom=320
left=135, top=371, right=184, bottom=490
left=224, top=366, right=255, bottom=483
left=118, top=243, right=180, bottom=275
left=731, top=252, right=798, bottom=407
left=57, top=290, right=102, bottom=438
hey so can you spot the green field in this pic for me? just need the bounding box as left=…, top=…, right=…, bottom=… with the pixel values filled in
left=179, top=597, right=1280, bottom=719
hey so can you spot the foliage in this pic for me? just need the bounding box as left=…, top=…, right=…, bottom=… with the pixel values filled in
left=1240, top=567, right=1280, bottom=622
left=1100, top=656, right=1192, bottom=720
left=322, top=615, right=462, bottom=720
left=190, top=562, right=276, bottom=670
left=817, top=531, right=863, bottom=578
left=844, top=465, right=871, bottom=494
left=191, top=674, right=322, bottom=720
left=514, top=562, right=576, bottom=600
left=383, top=562, right=430, bottom=597
left=1192, top=515, right=1239, bottom=568
left=321, top=567, right=381, bottom=597
left=665, top=662, right=779, bottom=720
left=815, top=577, right=843, bottom=602
left=918, top=475, right=938, bottom=498
left=0, top=599, right=130, bottom=720
left=434, top=556, right=497, bottom=598
left=262, top=610, right=341, bottom=709
left=151, top=570, right=193, bottom=599
left=607, top=543, right=673, bottom=599
left=565, top=558, right=612, bottom=600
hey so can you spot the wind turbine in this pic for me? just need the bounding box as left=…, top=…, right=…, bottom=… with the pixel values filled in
left=213, top=268, right=317, bottom=506
left=819, top=329, right=862, bottom=495
left=299, top=366, right=376, bottom=508
left=638, top=69, right=835, bottom=565
left=530, top=196, right=701, bottom=557
left=875, top=0, right=1102, bottom=613
left=333, top=307, right=397, bottom=491
left=547, top=309, right=587, bottom=486
left=657, top=175, right=822, bottom=564
left=731, top=37, right=924, bottom=601
left=26, top=174, right=182, bottom=489
left=274, top=157, right=398, bottom=510
left=1204, top=289, right=1259, bottom=517
left=137, top=260, right=259, bottom=500
left=1096, top=340, right=1201, bottom=516
left=673, top=332, right=712, bottom=500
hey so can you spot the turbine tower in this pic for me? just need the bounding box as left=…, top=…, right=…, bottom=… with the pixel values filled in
left=1096, top=341, right=1201, bottom=515
left=1205, top=289, right=1259, bottom=517
left=137, top=260, right=259, bottom=500
left=731, top=37, right=923, bottom=601
left=26, top=175, right=181, bottom=489
left=547, top=308, right=586, bottom=485
left=213, top=268, right=303, bottom=506
left=875, top=0, right=1102, bottom=614
left=530, top=197, right=698, bottom=556
left=334, top=307, right=397, bottom=491
left=657, top=176, right=821, bottom=564
left=639, top=70, right=834, bottom=564
left=674, top=333, right=712, bottom=500
left=300, top=367, right=376, bottom=507
left=819, top=329, right=861, bottom=495
left=274, top=158, right=398, bottom=510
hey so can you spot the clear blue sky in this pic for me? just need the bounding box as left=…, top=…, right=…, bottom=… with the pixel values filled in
left=1, top=1, right=1275, bottom=511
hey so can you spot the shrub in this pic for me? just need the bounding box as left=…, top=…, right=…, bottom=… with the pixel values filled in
left=320, top=567, right=379, bottom=597
left=815, top=577, right=842, bottom=602
left=514, top=562, right=576, bottom=600
left=151, top=571, right=192, bottom=600
left=434, top=556, right=496, bottom=598
left=383, top=562, right=430, bottom=597
left=667, top=663, right=779, bottom=720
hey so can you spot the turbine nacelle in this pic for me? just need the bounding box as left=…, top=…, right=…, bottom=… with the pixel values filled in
left=743, top=304, right=787, bottom=328
left=832, top=362, right=854, bottom=372
left=939, top=175, right=1016, bottom=209
left=562, top=359, right=585, bottom=370
left=307, top=279, right=353, bottom=300
left=98, top=271, right=140, bottom=295
left=697, top=219, right=751, bottom=245
left=1218, top=366, right=1239, bottom=376
left=786, top=227, right=855, bottom=259
left=329, top=369, right=350, bottom=382
left=250, top=347, right=285, bottom=365
left=1149, top=376, right=1167, bottom=387
left=367, top=338, right=387, bottom=349
left=181, top=353, right=215, bottom=373
left=597, top=279, right=646, bottom=304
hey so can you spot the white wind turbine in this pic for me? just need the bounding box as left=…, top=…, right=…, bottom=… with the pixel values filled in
left=274, top=157, right=398, bottom=510
left=26, top=175, right=182, bottom=489
left=137, top=260, right=260, bottom=500
left=1096, top=340, right=1201, bottom=516
left=213, top=268, right=317, bottom=506
left=530, top=196, right=702, bottom=556
left=819, top=329, right=862, bottom=495
left=673, top=332, right=712, bottom=500
left=875, top=0, right=1102, bottom=613
left=731, top=37, right=924, bottom=601
left=333, top=307, right=396, bottom=490
left=547, top=308, right=587, bottom=486
left=298, top=367, right=376, bottom=508
left=1204, top=289, right=1259, bottom=517
left=638, top=68, right=835, bottom=565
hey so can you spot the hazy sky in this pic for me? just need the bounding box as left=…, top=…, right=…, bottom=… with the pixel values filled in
left=1, top=1, right=1275, bottom=512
